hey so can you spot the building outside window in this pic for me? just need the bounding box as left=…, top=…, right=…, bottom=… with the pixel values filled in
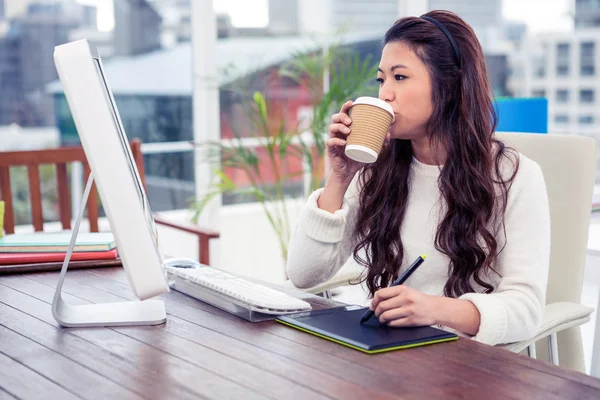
left=532, top=43, right=547, bottom=77
left=555, top=114, right=570, bottom=124
left=580, top=89, right=595, bottom=103
left=532, top=89, right=546, bottom=97
left=556, top=89, right=569, bottom=103
left=576, top=0, right=600, bottom=28
left=556, top=43, right=570, bottom=76
left=581, top=42, right=595, bottom=76
left=49, top=35, right=386, bottom=210
left=53, top=92, right=195, bottom=212
left=579, top=115, right=595, bottom=124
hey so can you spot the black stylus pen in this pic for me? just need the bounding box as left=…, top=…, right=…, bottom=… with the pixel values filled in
left=359, top=254, right=427, bottom=325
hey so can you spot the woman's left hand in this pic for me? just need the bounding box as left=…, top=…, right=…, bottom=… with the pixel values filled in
left=370, top=285, right=440, bottom=327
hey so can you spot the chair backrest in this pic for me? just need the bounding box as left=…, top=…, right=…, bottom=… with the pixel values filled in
left=0, top=139, right=145, bottom=234
left=496, top=132, right=596, bottom=305
left=497, top=132, right=596, bottom=372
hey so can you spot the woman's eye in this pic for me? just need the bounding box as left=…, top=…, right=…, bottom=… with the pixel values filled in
left=376, top=77, right=384, bottom=84
left=395, top=74, right=406, bottom=81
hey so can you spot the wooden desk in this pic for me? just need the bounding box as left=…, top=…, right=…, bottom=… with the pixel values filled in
left=2, top=267, right=600, bottom=399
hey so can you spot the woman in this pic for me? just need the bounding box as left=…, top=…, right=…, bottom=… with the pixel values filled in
left=286, top=10, right=550, bottom=345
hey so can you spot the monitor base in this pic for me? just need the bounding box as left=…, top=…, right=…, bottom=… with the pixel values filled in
left=51, top=174, right=166, bottom=328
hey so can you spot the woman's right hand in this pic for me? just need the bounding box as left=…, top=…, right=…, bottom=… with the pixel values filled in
left=327, top=100, right=365, bottom=184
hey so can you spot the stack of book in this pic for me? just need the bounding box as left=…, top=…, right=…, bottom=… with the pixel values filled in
left=0, top=232, right=120, bottom=274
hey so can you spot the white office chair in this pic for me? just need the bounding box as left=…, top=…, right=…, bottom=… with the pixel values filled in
left=496, top=132, right=596, bottom=372
left=298, top=132, right=597, bottom=373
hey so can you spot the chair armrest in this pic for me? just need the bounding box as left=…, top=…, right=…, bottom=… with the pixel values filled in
left=499, top=302, right=594, bottom=353
left=153, top=215, right=219, bottom=266
left=283, top=265, right=363, bottom=295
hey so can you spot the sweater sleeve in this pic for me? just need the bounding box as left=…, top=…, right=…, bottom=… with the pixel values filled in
left=286, top=175, right=361, bottom=289
left=459, top=157, right=551, bottom=345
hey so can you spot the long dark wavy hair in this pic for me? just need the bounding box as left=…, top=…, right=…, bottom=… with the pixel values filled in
left=353, top=10, right=519, bottom=298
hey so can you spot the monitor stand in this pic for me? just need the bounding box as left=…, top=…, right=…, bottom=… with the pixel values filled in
left=51, top=173, right=167, bottom=327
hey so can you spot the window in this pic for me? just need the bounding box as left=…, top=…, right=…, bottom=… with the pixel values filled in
left=581, top=41, right=595, bottom=57
left=581, top=65, right=596, bottom=75
left=555, top=114, right=569, bottom=124
left=556, top=89, right=569, bottom=103
left=579, top=115, right=595, bottom=124
left=578, top=0, right=600, bottom=10
left=580, top=89, right=595, bottom=103
left=557, top=66, right=569, bottom=76
left=556, top=43, right=570, bottom=76
left=532, top=89, right=546, bottom=98
left=557, top=43, right=570, bottom=57
left=535, top=65, right=546, bottom=77
left=580, top=42, right=595, bottom=76
left=532, top=42, right=547, bottom=78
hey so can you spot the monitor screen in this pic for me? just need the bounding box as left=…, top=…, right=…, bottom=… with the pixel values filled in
left=54, top=39, right=169, bottom=302
left=92, top=56, right=162, bottom=260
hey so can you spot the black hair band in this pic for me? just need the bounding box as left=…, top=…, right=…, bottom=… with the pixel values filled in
left=420, top=15, right=462, bottom=70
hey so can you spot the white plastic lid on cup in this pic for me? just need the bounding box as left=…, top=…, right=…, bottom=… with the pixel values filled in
left=352, top=96, right=395, bottom=122
left=345, top=144, right=379, bottom=163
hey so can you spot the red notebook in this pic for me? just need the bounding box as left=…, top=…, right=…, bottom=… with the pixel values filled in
left=0, top=248, right=118, bottom=265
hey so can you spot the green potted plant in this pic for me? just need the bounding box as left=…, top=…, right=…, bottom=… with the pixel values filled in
left=192, top=41, right=379, bottom=264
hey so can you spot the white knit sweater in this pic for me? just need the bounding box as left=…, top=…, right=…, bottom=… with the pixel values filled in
left=287, top=153, right=551, bottom=345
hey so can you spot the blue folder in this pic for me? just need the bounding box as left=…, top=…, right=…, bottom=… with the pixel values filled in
left=495, top=97, right=548, bottom=134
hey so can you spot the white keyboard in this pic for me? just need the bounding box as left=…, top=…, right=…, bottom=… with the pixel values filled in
left=165, top=266, right=312, bottom=315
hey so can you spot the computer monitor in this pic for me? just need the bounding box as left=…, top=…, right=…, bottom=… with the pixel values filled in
left=52, top=39, right=169, bottom=327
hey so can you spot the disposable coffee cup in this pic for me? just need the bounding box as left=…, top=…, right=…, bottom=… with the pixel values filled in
left=344, top=97, right=395, bottom=163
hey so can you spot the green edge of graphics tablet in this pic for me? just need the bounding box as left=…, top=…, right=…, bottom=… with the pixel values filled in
left=276, top=305, right=458, bottom=354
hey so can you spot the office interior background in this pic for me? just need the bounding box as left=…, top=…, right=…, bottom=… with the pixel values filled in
left=3, top=0, right=599, bottom=213
left=3, top=0, right=600, bottom=374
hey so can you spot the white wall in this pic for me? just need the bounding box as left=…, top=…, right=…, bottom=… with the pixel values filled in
left=217, top=200, right=305, bottom=283
left=4, top=0, right=29, bottom=19
left=398, top=0, right=428, bottom=17
left=298, top=0, right=333, bottom=35
left=17, top=200, right=305, bottom=286
left=0, top=124, right=59, bottom=151
left=154, top=199, right=306, bottom=285
left=68, top=28, right=114, bottom=58
left=191, top=0, right=221, bottom=234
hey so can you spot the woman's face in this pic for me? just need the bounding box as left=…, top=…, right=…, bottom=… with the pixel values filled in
left=377, top=41, right=433, bottom=140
